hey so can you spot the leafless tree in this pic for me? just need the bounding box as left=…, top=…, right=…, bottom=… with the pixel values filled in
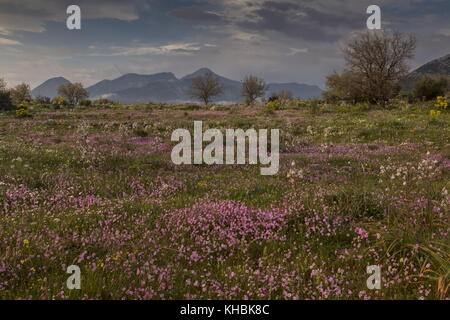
left=343, top=31, right=416, bottom=104
left=277, top=90, right=294, bottom=103
left=241, top=75, right=267, bottom=104
left=0, top=78, right=6, bottom=91
left=57, top=82, right=89, bottom=106
left=188, top=71, right=224, bottom=105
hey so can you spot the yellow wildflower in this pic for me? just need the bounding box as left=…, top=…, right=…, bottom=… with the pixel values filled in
left=429, top=110, right=441, bottom=117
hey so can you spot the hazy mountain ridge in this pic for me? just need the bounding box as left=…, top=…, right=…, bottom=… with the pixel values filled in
left=402, top=54, right=450, bottom=91
left=31, top=68, right=323, bottom=103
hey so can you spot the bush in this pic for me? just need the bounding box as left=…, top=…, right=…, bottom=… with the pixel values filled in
left=268, top=94, right=278, bottom=103
left=52, top=97, right=68, bottom=109
left=265, top=100, right=281, bottom=113
left=413, top=76, right=448, bottom=101
left=79, top=99, right=92, bottom=107
left=0, top=91, right=13, bottom=111
left=15, top=104, right=31, bottom=118
left=35, top=95, right=51, bottom=105
left=95, top=98, right=115, bottom=105
left=429, top=110, right=441, bottom=118
left=434, top=96, right=448, bottom=109
left=133, top=129, right=148, bottom=137
left=307, top=99, right=322, bottom=114
left=323, top=71, right=367, bottom=103
left=397, top=91, right=414, bottom=104
left=295, top=100, right=307, bottom=109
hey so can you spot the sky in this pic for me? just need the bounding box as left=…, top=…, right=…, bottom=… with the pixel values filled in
left=0, top=0, right=449, bottom=89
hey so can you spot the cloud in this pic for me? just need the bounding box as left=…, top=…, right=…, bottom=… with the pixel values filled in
left=0, top=58, right=98, bottom=87
left=437, top=28, right=450, bottom=37
left=0, top=37, right=22, bottom=45
left=287, top=48, right=309, bottom=56
left=235, top=1, right=363, bottom=42
left=92, top=43, right=204, bottom=57
left=0, top=0, right=138, bottom=33
left=231, top=32, right=268, bottom=43
left=168, top=6, right=227, bottom=24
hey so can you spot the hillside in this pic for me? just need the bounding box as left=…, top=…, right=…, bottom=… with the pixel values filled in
left=31, top=77, right=71, bottom=98
left=402, top=54, right=450, bottom=90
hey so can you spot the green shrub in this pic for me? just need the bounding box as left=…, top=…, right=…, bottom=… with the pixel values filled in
left=398, top=91, right=414, bottom=104
left=52, top=97, right=68, bottom=108
left=79, top=99, right=92, bottom=107
left=413, top=76, right=449, bottom=101
left=15, top=103, right=31, bottom=118
left=0, top=91, right=13, bottom=111
left=95, top=98, right=115, bottom=106
left=133, top=129, right=148, bottom=137
left=266, top=99, right=281, bottom=112
left=268, top=94, right=279, bottom=103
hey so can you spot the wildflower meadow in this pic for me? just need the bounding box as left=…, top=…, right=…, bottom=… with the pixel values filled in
left=0, top=99, right=448, bottom=300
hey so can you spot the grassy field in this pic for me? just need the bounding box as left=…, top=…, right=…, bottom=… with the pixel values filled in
left=0, top=102, right=449, bottom=299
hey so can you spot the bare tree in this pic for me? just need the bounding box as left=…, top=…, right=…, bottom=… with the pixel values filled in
left=241, top=75, right=267, bottom=104
left=10, top=83, right=31, bottom=105
left=57, top=83, right=89, bottom=106
left=188, top=71, right=224, bottom=105
left=0, top=78, right=6, bottom=91
left=343, top=31, right=416, bottom=104
left=35, top=95, right=52, bottom=104
left=277, top=90, right=294, bottom=103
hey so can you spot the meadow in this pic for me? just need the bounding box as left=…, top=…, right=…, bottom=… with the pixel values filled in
left=0, top=101, right=449, bottom=300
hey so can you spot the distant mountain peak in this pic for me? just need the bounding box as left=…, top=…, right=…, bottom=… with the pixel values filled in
left=40, top=76, right=70, bottom=84
left=31, top=77, right=71, bottom=98
left=182, top=68, right=217, bottom=80
left=50, top=76, right=69, bottom=82
left=192, top=67, right=214, bottom=74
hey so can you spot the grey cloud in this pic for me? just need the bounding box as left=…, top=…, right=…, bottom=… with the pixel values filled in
left=0, top=0, right=138, bottom=33
left=236, top=1, right=363, bottom=42
left=168, top=6, right=227, bottom=25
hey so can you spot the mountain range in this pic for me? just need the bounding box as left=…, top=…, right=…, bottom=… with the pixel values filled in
left=31, top=68, right=323, bottom=103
